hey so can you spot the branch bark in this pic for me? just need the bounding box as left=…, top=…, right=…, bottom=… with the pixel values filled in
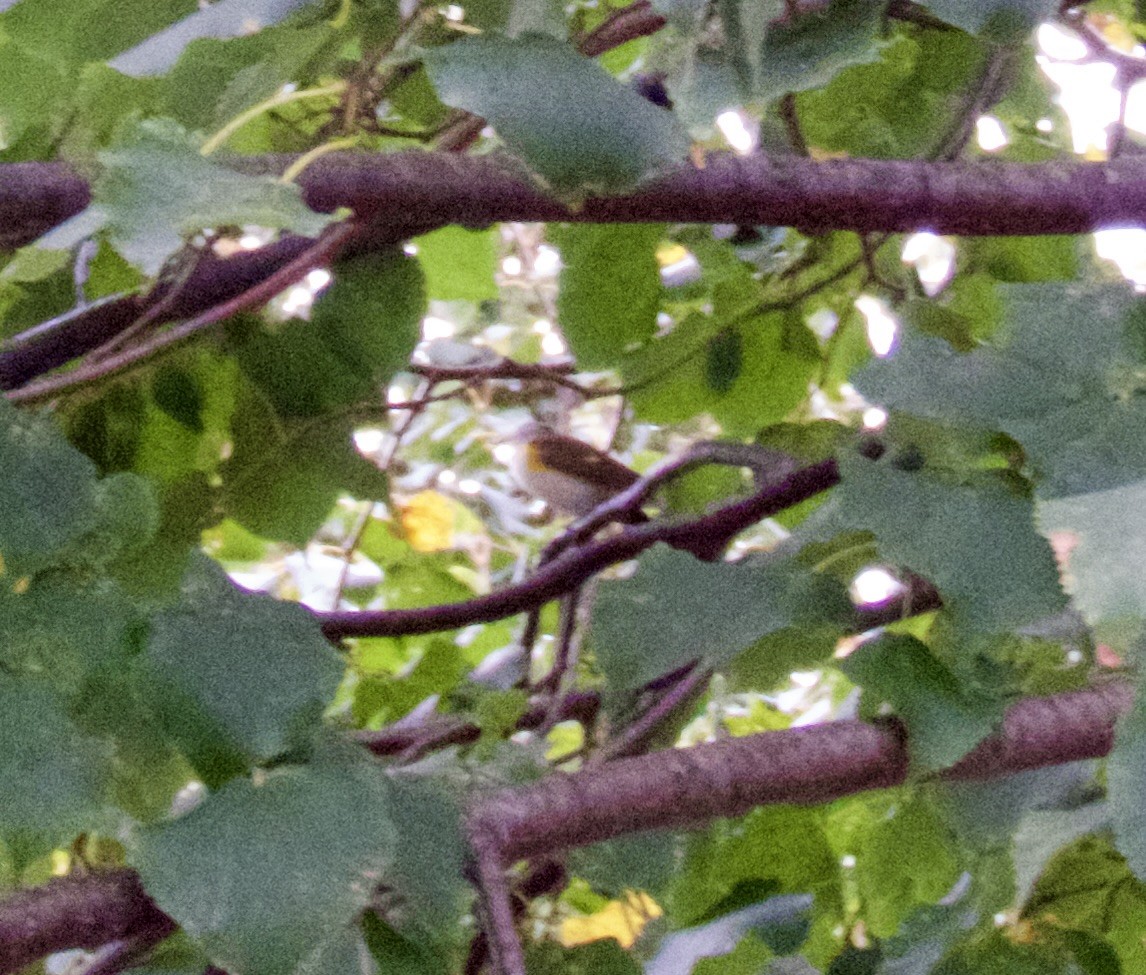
left=5, top=152, right=1146, bottom=250
left=0, top=868, right=174, bottom=975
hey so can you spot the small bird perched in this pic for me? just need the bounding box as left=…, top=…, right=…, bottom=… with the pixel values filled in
left=507, top=421, right=647, bottom=521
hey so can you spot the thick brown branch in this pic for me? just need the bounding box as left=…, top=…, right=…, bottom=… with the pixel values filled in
left=0, top=235, right=318, bottom=390
left=8, top=221, right=361, bottom=403
left=5, top=151, right=1145, bottom=389
left=0, top=163, right=91, bottom=250
left=467, top=682, right=1134, bottom=863
left=6, top=152, right=1146, bottom=249
left=0, top=868, right=174, bottom=975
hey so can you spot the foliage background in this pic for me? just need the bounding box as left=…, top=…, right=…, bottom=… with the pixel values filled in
left=2, top=0, right=1146, bottom=974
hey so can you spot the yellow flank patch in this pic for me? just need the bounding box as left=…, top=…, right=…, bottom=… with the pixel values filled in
left=560, top=890, right=662, bottom=949
left=524, top=443, right=550, bottom=473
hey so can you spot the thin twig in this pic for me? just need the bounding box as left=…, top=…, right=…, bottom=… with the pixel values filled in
left=595, top=663, right=712, bottom=762
left=85, top=243, right=211, bottom=361
left=331, top=377, right=436, bottom=608
left=411, top=358, right=588, bottom=395
left=598, top=252, right=868, bottom=401
left=931, top=43, right=1013, bottom=162
left=778, top=93, right=809, bottom=156
left=532, top=585, right=596, bottom=737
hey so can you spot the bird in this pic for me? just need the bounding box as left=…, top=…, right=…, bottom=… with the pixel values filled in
left=506, top=421, right=648, bottom=522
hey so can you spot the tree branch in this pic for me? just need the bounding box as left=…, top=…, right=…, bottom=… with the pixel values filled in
left=318, top=457, right=842, bottom=640
left=6, top=152, right=1146, bottom=250
left=1, top=683, right=1126, bottom=975
left=466, top=681, right=1133, bottom=974
left=6, top=151, right=1146, bottom=390
left=0, top=869, right=174, bottom=975
left=6, top=221, right=361, bottom=403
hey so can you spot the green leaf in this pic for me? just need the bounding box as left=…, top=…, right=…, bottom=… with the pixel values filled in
left=1012, top=800, right=1110, bottom=906
left=1024, top=833, right=1146, bottom=972
left=143, top=555, right=343, bottom=781
left=157, top=25, right=313, bottom=131
left=729, top=624, right=844, bottom=692
left=229, top=315, right=369, bottom=419
left=570, top=832, right=680, bottom=899
left=835, top=450, right=1066, bottom=633
left=626, top=309, right=820, bottom=436
left=76, top=664, right=199, bottom=823
left=230, top=250, right=422, bottom=420
left=60, top=63, right=164, bottom=160
left=670, top=806, right=837, bottom=926
left=1038, top=479, right=1146, bottom=633
left=553, top=224, right=663, bottom=369
left=221, top=384, right=388, bottom=545
left=422, top=34, right=690, bottom=195
left=0, top=38, right=71, bottom=157
left=66, top=471, right=160, bottom=568
left=133, top=747, right=399, bottom=975
left=0, top=572, right=137, bottom=695
left=1026, top=829, right=1141, bottom=930
left=383, top=774, right=470, bottom=931
left=415, top=226, right=498, bottom=301
left=1059, top=929, right=1123, bottom=975
left=152, top=365, right=206, bottom=433
left=351, top=638, right=467, bottom=726
left=0, top=679, right=115, bottom=860
left=651, top=896, right=812, bottom=972
left=752, top=0, right=887, bottom=101
left=0, top=0, right=196, bottom=69
left=962, top=236, right=1080, bottom=284
left=39, top=118, right=332, bottom=275
left=841, top=635, right=1000, bottom=769
left=310, top=249, right=425, bottom=384
left=0, top=398, right=100, bottom=576
left=856, top=284, right=1146, bottom=500
left=110, top=0, right=317, bottom=77
left=134, top=350, right=239, bottom=483
left=362, top=915, right=445, bottom=975
left=108, top=474, right=215, bottom=599
left=924, top=0, right=1060, bottom=40
left=799, top=31, right=988, bottom=159
left=854, top=795, right=962, bottom=937
left=705, top=327, right=743, bottom=393
left=524, top=940, right=640, bottom=975
left=593, top=546, right=851, bottom=691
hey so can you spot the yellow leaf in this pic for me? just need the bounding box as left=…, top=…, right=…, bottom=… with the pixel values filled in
left=560, top=891, right=662, bottom=949
left=398, top=490, right=456, bottom=552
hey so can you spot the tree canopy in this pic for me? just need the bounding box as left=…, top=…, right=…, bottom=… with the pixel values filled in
left=1, top=1, right=1146, bottom=974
